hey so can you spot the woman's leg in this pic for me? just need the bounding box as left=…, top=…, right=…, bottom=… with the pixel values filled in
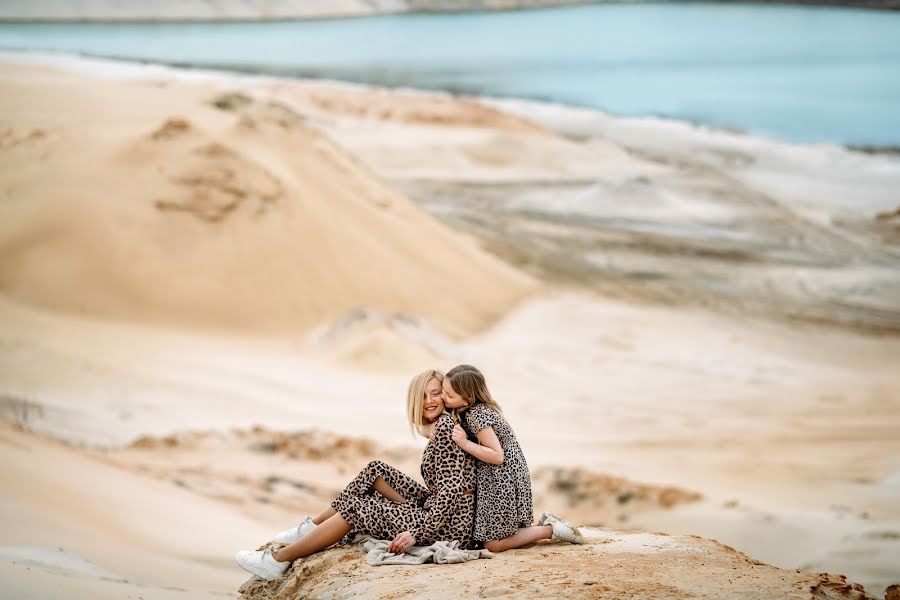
left=313, top=461, right=416, bottom=525
left=331, top=460, right=426, bottom=514
left=364, top=460, right=428, bottom=503
left=313, top=472, right=406, bottom=525
left=483, top=525, right=552, bottom=553
left=311, top=507, right=337, bottom=525
left=269, top=460, right=424, bottom=554
left=312, top=474, right=403, bottom=524
left=273, top=513, right=352, bottom=562
left=372, top=476, right=407, bottom=503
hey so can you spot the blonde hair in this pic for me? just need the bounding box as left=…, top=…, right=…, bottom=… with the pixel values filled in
left=406, top=369, right=445, bottom=438
left=445, top=364, right=502, bottom=416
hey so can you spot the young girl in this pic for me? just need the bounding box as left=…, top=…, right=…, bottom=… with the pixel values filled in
left=441, top=364, right=584, bottom=552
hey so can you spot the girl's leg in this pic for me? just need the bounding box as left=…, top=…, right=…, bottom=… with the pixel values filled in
left=273, top=513, right=352, bottom=562
left=484, top=525, right=552, bottom=553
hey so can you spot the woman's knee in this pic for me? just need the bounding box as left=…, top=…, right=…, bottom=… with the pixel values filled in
left=367, top=460, right=386, bottom=471
left=484, top=540, right=505, bottom=553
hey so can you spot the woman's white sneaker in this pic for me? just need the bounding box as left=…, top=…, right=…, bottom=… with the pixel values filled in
left=539, top=512, right=585, bottom=544
left=234, top=546, right=290, bottom=580
left=273, top=515, right=316, bottom=545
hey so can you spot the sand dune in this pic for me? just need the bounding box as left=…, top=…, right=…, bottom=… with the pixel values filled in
left=1, top=55, right=898, bottom=599
left=0, top=422, right=273, bottom=595
left=113, top=426, right=703, bottom=529
left=300, top=91, right=900, bottom=333
left=209, top=67, right=900, bottom=333
left=0, top=63, right=534, bottom=338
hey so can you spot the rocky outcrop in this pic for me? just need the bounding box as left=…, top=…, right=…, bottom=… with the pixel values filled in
left=238, top=529, right=880, bottom=599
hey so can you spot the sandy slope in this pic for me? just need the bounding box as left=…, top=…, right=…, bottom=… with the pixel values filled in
left=292, top=87, right=900, bottom=333
left=0, top=62, right=534, bottom=338
left=0, top=422, right=271, bottom=596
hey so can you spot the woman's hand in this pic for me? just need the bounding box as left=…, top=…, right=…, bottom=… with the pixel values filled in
left=450, top=424, right=467, bottom=447
left=388, top=531, right=416, bottom=554
left=428, top=424, right=436, bottom=442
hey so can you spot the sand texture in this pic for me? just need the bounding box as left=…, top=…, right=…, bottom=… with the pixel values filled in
left=1, top=54, right=898, bottom=599
left=237, top=530, right=879, bottom=600
left=0, top=62, right=534, bottom=338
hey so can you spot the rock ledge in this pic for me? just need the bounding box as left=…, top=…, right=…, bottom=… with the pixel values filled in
left=238, top=528, right=880, bottom=600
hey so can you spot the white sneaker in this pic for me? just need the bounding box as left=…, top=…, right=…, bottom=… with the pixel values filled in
left=234, top=546, right=290, bottom=580
left=539, top=512, right=585, bottom=544
left=273, top=515, right=316, bottom=545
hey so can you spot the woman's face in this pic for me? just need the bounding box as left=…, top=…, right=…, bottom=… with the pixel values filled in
left=441, top=378, right=468, bottom=409
left=422, top=377, right=445, bottom=422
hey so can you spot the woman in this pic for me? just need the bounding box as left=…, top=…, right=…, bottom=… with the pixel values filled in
left=234, top=369, right=477, bottom=580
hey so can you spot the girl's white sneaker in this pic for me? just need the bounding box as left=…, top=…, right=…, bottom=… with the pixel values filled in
left=234, top=546, right=290, bottom=580
left=273, top=515, right=316, bottom=545
left=539, top=512, right=585, bottom=544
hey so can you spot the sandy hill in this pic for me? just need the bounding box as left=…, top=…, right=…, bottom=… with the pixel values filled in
left=0, top=64, right=534, bottom=336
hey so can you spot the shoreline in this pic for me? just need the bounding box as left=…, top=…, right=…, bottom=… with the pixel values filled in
left=3, top=48, right=898, bottom=154
left=1, top=0, right=898, bottom=23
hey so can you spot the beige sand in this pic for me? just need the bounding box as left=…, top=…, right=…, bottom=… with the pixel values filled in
left=0, top=61, right=534, bottom=339
left=1, top=55, right=898, bottom=598
left=238, top=528, right=878, bottom=600
left=0, top=422, right=271, bottom=595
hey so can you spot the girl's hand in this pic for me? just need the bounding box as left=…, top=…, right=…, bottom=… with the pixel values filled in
left=451, top=424, right=467, bottom=446
left=388, top=531, right=416, bottom=554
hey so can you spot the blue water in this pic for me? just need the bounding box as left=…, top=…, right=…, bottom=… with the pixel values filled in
left=2, top=3, right=900, bottom=146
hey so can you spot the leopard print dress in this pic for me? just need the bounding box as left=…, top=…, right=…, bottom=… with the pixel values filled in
left=464, top=402, right=533, bottom=542
left=331, top=413, right=477, bottom=548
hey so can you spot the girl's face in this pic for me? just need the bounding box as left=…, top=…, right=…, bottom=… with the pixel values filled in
left=441, top=378, right=468, bottom=409
left=422, top=377, right=445, bottom=423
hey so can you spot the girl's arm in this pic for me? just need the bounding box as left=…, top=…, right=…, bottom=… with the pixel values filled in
left=451, top=424, right=504, bottom=465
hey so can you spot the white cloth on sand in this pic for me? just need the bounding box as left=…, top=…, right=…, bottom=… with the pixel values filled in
left=353, top=536, right=492, bottom=566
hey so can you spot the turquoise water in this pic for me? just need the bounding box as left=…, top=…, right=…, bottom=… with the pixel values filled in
left=2, top=4, right=900, bottom=146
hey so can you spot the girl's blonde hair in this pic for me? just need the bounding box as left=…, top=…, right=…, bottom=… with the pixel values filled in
left=406, top=369, right=445, bottom=438
left=445, top=364, right=502, bottom=416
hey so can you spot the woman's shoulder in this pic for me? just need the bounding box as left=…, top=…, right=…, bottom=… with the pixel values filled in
left=433, top=413, right=455, bottom=432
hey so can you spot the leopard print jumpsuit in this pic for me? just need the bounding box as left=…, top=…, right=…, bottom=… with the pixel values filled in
left=331, top=414, right=477, bottom=548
